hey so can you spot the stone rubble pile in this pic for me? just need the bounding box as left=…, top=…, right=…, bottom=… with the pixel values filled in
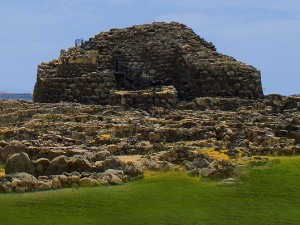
left=0, top=95, right=299, bottom=192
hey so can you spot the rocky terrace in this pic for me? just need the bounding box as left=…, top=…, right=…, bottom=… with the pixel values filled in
left=0, top=95, right=300, bottom=192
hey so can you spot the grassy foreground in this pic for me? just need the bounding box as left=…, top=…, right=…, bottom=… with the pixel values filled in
left=1, top=157, right=300, bottom=225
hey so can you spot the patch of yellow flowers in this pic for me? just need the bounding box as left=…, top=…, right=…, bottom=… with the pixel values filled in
left=99, top=134, right=111, bottom=140
left=0, top=163, right=5, bottom=176
left=0, top=127, right=14, bottom=134
left=201, top=148, right=230, bottom=161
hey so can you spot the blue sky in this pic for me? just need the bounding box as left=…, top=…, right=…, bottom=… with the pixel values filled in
left=0, top=0, right=299, bottom=95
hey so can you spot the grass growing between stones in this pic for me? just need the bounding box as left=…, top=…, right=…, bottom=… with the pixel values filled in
left=1, top=156, right=300, bottom=225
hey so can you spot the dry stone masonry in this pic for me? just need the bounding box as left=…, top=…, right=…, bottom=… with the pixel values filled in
left=1, top=95, right=300, bottom=192
left=33, top=22, right=263, bottom=105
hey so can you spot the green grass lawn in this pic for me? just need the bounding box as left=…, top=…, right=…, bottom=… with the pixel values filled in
left=1, top=156, right=300, bottom=225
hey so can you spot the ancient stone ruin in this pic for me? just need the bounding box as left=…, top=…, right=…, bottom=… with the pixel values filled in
left=6, top=22, right=299, bottom=194
left=33, top=22, right=263, bottom=106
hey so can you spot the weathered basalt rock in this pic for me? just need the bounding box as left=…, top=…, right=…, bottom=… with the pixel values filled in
left=68, top=155, right=94, bottom=173
left=5, top=153, right=35, bottom=176
left=0, top=140, right=27, bottom=162
left=34, top=158, right=51, bottom=176
left=101, top=157, right=127, bottom=172
left=44, top=155, right=69, bottom=176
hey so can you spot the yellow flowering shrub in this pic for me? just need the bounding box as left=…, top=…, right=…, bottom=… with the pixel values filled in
left=0, top=127, right=14, bottom=134
left=0, top=162, right=4, bottom=176
left=201, top=148, right=230, bottom=161
left=100, top=134, right=111, bottom=140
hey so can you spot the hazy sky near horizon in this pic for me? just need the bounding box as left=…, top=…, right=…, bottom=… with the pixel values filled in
left=0, top=0, right=299, bottom=95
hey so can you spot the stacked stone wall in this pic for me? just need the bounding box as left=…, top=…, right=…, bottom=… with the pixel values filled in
left=34, top=68, right=116, bottom=104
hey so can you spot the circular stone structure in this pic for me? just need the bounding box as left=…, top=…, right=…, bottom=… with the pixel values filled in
left=33, top=22, right=263, bottom=104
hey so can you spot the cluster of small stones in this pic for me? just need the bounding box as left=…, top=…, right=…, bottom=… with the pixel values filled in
left=33, top=22, right=263, bottom=104
left=0, top=94, right=299, bottom=192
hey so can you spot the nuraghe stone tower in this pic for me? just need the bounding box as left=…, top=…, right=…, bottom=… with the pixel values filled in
left=33, top=22, right=263, bottom=105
